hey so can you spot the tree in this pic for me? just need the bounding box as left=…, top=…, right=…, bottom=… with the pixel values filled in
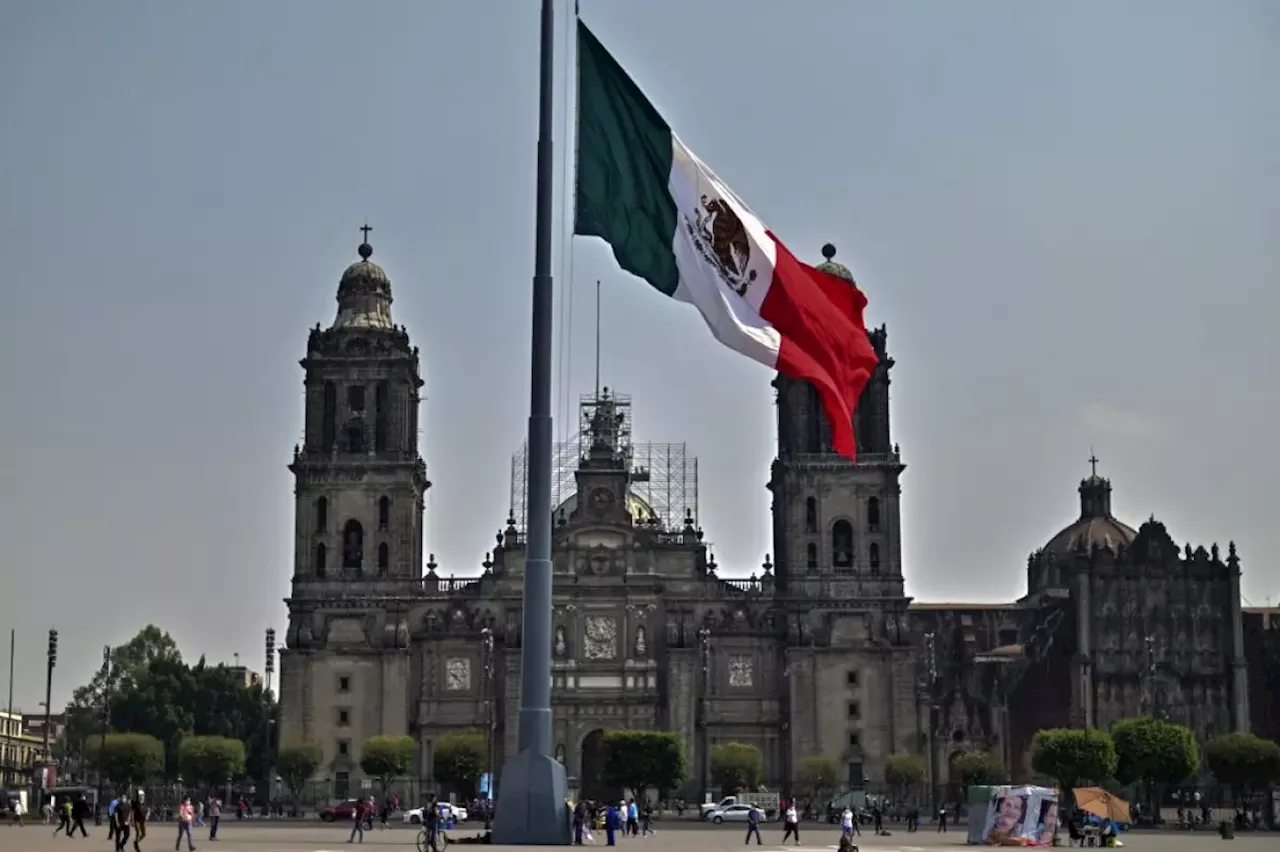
left=360, top=735, right=416, bottom=792
left=277, top=739, right=324, bottom=811
left=65, top=626, right=274, bottom=781
left=1031, top=728, right=1116, bottom=808
left=884, top=753, right=926, bottom=798
left=794, top=754, right=841, bottom=800
left=84, top=732, right=165, bottom=786
left=1111, top=716, right=1199, bottom=796
left=601, top=730, right=686, bottom=796
left=433, top=729, right=487, bottom=799
left=710, top=742, right=764, bottom=793
left=1204, top=732, right=1280, bottom=807
left=178, top=736, right=247, bottom=789
left=951, top=749, right=1004, bottom=787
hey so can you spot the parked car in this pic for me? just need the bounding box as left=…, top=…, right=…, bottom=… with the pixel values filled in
left=403, top=803, right=469, bottom=824
left=319, top=800, right=364, bottom=822
left=708, top=804, right=758, bottom=824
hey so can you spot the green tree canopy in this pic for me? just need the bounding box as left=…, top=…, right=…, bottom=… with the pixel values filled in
left=1204, top=732, right=1280, bottom=799
left=1111, top=717, right=1199, bottom=789
left=1031, top=728, right=1117, bottom=795
left=884, top=753, right=926, bottom=794
left=360, top=735, right=416, bottom=790
left=794, top=754, right=841, bottom=799
left=84, top=732, right=165, bottom=786
left=277, top=739, right=324, bottom=804
left=951, top=749, right=1004, bottom=787
left=601, top=730, right=686, bottom=795
left=433, top=729, right=487, bottom=799
left=710, top=742, right=763, bottom=793
left=65, top=626, right=274, bottom=781
left=177, top=735, right=246, bottom=788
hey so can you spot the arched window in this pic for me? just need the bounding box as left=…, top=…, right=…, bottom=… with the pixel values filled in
left=378, top=496, right=391, bottom=529
left=342, top=520, right=364, bottom=572
left=322, top=382, right=337, bottom=447
left=867, top=497, right=881, bottom=530
left=344, top=419, right=365, bottom=454
left=315, top=542, right=327, bottom=578
left=804, top=497, right=817, bottom=533
left=869, top=542, right=881, bottom=574
left=806, top=543, right=818, bottom=571
left=375, top=381, right=389, bottom=452
left=316, top=497, right=328, bottom=531
left=832, top=520, right=854, bottom=568
left=377, top=543, right=390, bottom=574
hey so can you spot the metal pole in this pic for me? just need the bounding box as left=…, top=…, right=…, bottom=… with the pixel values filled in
left=95, top=646, right=110, bottom=825
left=698, top=628, right=711, bottom=801
left=491, top=0, right=568, bottom=843
left=6, top=629, right=13, bottom=721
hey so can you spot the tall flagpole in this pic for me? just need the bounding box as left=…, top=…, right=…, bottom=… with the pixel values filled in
left=492, top=0, right=570, bottom=843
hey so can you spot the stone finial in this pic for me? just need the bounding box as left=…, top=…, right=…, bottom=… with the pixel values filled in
left=822, top=243, right=837, bottom=260
left=425, top=553, right=438, bottom=575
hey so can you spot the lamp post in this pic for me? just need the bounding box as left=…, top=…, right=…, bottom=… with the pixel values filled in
left=923, top=632, right=938, bottom=815
left=265, top=629, right=276, bottom=694
left=480, top=627, right=495, bottom=830
left=697, top=627, right=712, bottom=801
left=94, top=646, right=111, bottom=824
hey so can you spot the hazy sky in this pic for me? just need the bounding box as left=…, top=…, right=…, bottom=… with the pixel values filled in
left=2, top=0, right=1277, bottom=711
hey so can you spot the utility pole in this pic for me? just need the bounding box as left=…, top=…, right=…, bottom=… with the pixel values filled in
left=698, top=627, right=713, bottom=801
left=94, top=646, right=111, bottom=824
left=923, top=632, right=938, bottom=815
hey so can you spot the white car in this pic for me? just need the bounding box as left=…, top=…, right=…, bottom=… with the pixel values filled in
left=708, top=804, right=756, bottom=824
left=403, top=803, right=469, bottom=824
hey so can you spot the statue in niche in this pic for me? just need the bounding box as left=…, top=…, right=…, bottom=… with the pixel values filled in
left=554, top=625, right=567, bottom=657
left=635, top=626, right=647, bottom=656
left=665, top=614, right=680, bottom=646
left=342, top=520, right=364, bottom=571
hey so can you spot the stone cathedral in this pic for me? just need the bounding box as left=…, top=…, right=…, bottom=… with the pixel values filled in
left=278, top=234, right=1268, bottom=803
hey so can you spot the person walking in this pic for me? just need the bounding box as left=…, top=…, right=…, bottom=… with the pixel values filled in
left=175, top=797, right=196, bottom=852
left=52, top=797, right=71, bottom=836
left=108, top=795, right=121, bottom=842
left=744, top=804, right=762, bottom=845
left=9, top=797, right=23, bottom=827
left=70, top=797, right=89, bottom=837
left=131, top=791, right=149, bottom=852
left=114, top=798, right=132, bottom=852
left=937, top=805, right=948, bottom=833
left=781, top=802, right=799, bottom=844
left=208, top=797, right=221, bottom=841
left=347, top=798, right=366, bottom=844
left=840, top=807, right=856, bottom=841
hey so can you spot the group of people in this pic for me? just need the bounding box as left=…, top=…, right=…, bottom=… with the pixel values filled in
left=571, top=798, right=652, bottom=845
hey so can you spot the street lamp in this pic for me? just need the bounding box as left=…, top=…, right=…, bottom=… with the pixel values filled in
left=480, top=627, right=495, bottom=830
left=265, top=629, right=276, bottom=694
left=94, top=645, right=111, bottom=824
left=923, top=632, right=939, bottom=815
left=697, top=627, right=712, bottom=800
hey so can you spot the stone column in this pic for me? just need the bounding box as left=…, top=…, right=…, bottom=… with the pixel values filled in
left=1228, top=548, right=1250, bottom=731
left=1075, top=571, right=1094, bottom=728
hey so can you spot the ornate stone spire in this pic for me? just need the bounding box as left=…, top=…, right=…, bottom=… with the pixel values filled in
left=332, top=224, right=394, bottom=329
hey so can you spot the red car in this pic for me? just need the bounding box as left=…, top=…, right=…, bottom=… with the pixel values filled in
left=319, top=800, right=367, bottom=822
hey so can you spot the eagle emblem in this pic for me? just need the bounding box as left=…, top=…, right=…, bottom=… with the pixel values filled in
left=691, top=194, right=758, bottom=297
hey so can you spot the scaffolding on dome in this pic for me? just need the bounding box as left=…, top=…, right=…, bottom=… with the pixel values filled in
left=508, top=390, right=699, bottom=533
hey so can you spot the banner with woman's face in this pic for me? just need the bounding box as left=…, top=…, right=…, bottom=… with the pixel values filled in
left=982, top=786, right=1057, bottom=846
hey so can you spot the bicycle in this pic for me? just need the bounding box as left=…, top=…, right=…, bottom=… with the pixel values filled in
left=416, top=826, right=449, bottom=851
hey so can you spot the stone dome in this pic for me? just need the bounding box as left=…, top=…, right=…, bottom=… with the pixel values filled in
left=814, top=243, right=855, bottom=284
left=555, top=489, right=660, bottom=526
left=1043, top=473, right=1137, bottom=556
left=332, top=241, right=394, bottom=329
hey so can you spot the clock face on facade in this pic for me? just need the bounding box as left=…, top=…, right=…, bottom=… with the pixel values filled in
left=590, top=488, right=615, bottom=510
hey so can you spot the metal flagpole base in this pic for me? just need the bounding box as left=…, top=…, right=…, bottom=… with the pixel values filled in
left=491, top=748, right=570, bottom=845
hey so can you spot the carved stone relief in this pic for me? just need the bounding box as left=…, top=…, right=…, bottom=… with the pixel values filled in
left=728, top=654, right=754, bottom=687
left=583, top=615, right=618, bottom=660
left=445, top=657, right=471, bottom=691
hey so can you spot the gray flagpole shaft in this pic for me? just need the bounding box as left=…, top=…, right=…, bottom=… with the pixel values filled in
left=518, top=0, right=557, bottom=759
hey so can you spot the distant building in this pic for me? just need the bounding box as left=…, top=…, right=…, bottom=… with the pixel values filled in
left=1, top=710, right=45, bottom=789
left=224, top=666, right=263, bottom=688
left=21, top=712, right=66, bottom=744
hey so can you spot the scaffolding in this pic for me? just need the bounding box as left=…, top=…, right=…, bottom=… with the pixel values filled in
left=509, top=391, right=699, bottom=533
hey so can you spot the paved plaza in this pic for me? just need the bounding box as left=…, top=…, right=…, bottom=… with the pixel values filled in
left=0, top=822, right=1272, bottom=852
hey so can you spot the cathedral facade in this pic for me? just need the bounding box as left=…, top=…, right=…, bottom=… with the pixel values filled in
left=277, top=235, right=1262, bottom=802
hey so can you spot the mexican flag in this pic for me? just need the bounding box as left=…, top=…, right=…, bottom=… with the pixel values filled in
left=574, top=21, right=879, bottom=461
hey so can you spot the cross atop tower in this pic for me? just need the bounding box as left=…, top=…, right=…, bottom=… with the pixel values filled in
left=360, top=222, right=373, bottom=243
left=1088, top=450, right=1100, bottom=478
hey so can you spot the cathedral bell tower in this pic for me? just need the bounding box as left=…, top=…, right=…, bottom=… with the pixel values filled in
left=768, top=244, right=905, bottom=597
left=287, top=229, right=431, bottom=590
left=569, top=388, right=634, bottom=527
